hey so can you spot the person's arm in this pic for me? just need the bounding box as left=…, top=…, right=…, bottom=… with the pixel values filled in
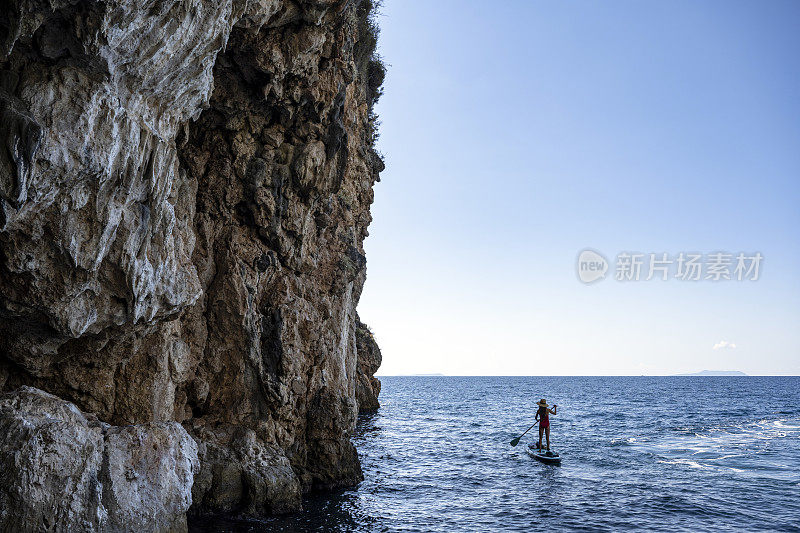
left=535, top=411, right=540, bottom=422
left=549, top=405, right=557, bottom=415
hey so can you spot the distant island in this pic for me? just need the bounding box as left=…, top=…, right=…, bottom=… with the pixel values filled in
left=676, top=370, right=748, bottom=376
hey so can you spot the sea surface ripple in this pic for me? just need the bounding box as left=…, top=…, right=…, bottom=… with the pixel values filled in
left=191, top=376, right=800, bottom=532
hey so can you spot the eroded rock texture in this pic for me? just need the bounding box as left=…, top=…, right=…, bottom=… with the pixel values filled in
left=355, top=316, right=381, bottom=411
left=0, top=0, right=383, bottom=527
left=0, top=387, right=198, bottom=532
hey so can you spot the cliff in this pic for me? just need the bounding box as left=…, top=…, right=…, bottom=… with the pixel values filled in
left=355, top=316, right=381, bottom=411
left=0, top=0, right=383, bottom=528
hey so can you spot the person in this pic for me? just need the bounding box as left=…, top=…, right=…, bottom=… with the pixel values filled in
left=535, top=398, right=557, bottom=451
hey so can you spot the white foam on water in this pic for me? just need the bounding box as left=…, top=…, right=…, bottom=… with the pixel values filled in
left=706, top=453, right=745, bottom=461
left=657, top=458, right=708, bottom=469
left=640, top=417, right=800, bottom=475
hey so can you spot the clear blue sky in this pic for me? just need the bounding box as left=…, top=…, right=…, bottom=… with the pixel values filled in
left=358, top=0, right=800, bottom=375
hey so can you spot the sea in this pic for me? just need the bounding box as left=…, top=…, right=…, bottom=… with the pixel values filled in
left=191, top=376, right=800, bottom=532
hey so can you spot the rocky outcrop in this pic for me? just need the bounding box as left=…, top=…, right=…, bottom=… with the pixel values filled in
left=0, top=0, right=383, bottom=527
left=190, top=425, right=302, bottom=517
left=0, top=386, right=198, bottom=532
left=355, top=317, right=381, bottom=412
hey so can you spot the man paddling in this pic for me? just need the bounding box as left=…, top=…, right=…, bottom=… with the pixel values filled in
left=535, top=399, right=557, bottom=451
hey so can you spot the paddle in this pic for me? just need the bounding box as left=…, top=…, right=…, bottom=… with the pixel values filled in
left=510, top=420, right=539, bottom=447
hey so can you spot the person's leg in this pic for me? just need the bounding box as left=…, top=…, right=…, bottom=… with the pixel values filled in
left=545, top=427, right=551, bottom=450
left=538, top=426, right=544, bottom=450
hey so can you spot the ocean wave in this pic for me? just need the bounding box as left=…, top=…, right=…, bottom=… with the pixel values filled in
left=608, top=436, right=639, bottom=447
left=657, top=458, right=709, bottom=469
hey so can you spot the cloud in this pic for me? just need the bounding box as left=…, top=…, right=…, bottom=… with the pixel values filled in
left=713, top=340, right=736, bottom=350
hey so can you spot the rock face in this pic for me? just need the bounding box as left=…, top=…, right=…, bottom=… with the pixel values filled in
left=355, top=317, right=381, bottom=412
left=0, top=387, right=198, bottom=532
left=0, top=0, right=383, bottom=527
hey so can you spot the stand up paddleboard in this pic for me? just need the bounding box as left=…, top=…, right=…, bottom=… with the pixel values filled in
left=527, top=443, right=562, bottom=465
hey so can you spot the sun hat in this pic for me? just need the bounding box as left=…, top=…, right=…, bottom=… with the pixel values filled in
left=537, top=399, right=548, bottom=408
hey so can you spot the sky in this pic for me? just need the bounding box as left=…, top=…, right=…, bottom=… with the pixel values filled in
left=357, top=0, right=800, bottom=376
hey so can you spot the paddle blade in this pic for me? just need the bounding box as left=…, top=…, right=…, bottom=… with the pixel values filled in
left=510, top=437, right=520, bottom=447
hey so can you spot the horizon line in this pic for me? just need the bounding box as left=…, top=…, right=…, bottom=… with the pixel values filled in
left=373, top=374, right=800, bottom=377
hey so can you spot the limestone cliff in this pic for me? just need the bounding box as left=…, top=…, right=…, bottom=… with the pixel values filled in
left=355, top=316, right=381, bottom=411
left=0, top=0, right=383, bottom=527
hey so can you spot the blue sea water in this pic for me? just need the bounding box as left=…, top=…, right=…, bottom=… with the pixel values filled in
left=193, top=376, right=800, bottom=532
